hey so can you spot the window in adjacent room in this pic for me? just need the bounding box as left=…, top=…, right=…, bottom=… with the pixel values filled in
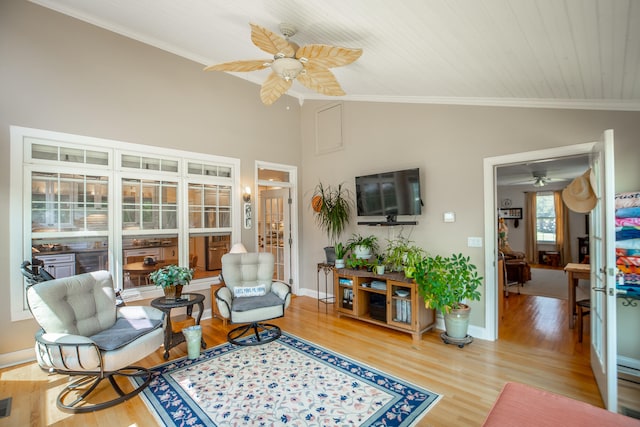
left=536, top=192, right=556, bottom=243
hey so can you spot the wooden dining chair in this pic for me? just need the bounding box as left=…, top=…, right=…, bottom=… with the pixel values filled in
left=576, top=299, right=590, bottom=343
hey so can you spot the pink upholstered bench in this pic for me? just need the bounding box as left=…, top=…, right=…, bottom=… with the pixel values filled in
left=482, top=382, right=640, bottom=426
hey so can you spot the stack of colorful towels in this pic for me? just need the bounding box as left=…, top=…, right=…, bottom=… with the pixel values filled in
left=616, top=191, right=640, bottom=298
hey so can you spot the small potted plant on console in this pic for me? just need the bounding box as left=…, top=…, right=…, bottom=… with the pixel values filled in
left=149, top=264, right=194, bottom=300
left=374, top=254, right=386, bottom=275
left=384, top=236, right=412, bottom=272
left=413, top=253, right=482, bottom=343
left=347, top=233, right=379, bottom=261
left=334, top=242, right=348, bottom=268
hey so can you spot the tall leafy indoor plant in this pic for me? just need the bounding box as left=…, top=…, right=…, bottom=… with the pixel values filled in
left=311, top=182, right=353, bottom=264
left=414, top=253, right=482, bottom=339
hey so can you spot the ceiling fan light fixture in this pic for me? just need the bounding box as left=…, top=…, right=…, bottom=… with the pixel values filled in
left=204, top=23, right=362, bottom=105
left=533, top=176, right=546, bottom=187
left=270, top=57, right=303, bottom=81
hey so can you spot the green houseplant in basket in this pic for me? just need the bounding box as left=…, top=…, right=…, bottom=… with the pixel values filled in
left=149, top=264, right=194, bottom=300
left=414, top=253, right=482, bottom=339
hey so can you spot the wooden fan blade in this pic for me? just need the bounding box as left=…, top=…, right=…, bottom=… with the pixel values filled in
left=297, top=64, right=345, bottom=96
left=296, top=45, right=363, bottom=69
left=260, top=72, right=293, bottom=105
left=204, top=59, right=271, bottom=72
left=250, top=23, right=295, bottom=57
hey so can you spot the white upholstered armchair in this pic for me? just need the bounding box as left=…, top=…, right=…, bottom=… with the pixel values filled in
left=26, top=270, right=165, bottom=413
left=215, top=252, right=291, bottom=345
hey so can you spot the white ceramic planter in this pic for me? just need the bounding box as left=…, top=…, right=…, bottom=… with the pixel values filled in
left=353, top=245, right=372, bottom=259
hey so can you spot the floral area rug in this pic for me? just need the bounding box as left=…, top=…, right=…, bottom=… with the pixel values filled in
left=133, top=332, right=441, bottom=426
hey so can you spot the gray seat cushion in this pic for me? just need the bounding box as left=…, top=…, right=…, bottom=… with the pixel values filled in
left=232, top=292, right=284, bottom=312
left=90, top=317, right=163, bottom=351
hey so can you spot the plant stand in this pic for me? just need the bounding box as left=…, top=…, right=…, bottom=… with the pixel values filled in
left=440, top=332, right=473, bottom=348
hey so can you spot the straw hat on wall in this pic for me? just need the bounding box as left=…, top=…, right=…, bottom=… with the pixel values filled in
left=562, top=168, right=597, bottom=213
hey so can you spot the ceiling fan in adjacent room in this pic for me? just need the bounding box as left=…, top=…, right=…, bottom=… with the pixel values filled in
left=532, top=172, right=551, bottom=187
left=204, top=23, right=363, bottom=105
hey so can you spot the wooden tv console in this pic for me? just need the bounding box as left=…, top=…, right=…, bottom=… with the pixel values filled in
left=334, top=268, right=435, bottom=343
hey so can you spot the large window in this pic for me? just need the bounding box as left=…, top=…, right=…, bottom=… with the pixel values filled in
left=536, top=192, right=556, bottom=243
left=11, top=126, right=240, bottom=320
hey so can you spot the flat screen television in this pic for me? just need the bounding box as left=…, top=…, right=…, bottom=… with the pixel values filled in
left=355, top=168, right=422, bottom=221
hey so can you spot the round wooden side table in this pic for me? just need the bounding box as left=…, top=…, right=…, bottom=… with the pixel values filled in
left=151, top=293, right=206, bottom=359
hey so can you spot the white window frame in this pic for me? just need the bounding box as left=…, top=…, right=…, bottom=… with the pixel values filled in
left=10, top=126, right=240, bottom=321
left=535, top=191, right=557, bottom=244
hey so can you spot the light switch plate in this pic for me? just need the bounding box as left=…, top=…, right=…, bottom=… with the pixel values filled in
left=468, top=237, right=483, bottom=247
left=443, top=212, right=455, bottom=222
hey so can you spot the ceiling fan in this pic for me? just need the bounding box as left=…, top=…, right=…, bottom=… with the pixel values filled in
left=532, top=172, right=551, bottom=187
left=204, top=23, right=363, bottom=105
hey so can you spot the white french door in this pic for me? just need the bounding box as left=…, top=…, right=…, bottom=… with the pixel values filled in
left=589, top=129, right=617, bottom=411
left=259, top=188, right=291, bottom=284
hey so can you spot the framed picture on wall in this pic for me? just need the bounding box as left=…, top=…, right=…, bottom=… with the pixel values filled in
left=498, top=208, right=522, bottom=219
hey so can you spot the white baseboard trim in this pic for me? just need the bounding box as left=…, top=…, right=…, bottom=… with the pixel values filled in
left=618, top=355, right=640, bottom=372
left=0, top=348, right=36, bottom=369
left=298, top=288, right=324, bottom=299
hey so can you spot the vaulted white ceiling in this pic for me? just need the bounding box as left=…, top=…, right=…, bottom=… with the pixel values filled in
left=32, top=0, right=640, bottom=110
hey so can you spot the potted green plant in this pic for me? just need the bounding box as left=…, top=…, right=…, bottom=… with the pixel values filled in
left=383, top=236, right=426, bottom=277
left=311, top=182, right=353, bottom=264
left=149, top=264, right=194, bottom=300
left=345, top=253, right=368, bottom=270
left=374, top=254, right=385, bottom=275
left=384, top=236, right=412, bottom=272
left=334, top=242, right=348, bottom=268
left=347, top=233, right=379, bottom=260
left=402, top=244, right=427, bottom=279
left=414, top=253, right=482, bottom=339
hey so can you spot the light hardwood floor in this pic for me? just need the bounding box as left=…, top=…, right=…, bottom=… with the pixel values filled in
left=0, top=294, right=610, bottom=426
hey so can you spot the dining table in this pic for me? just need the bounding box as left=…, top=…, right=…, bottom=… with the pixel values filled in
left=123, top=259, right=178, bottom=286
left=122, top=259, right=178, bottom=273
left=563, top=263, right=591, bottom=329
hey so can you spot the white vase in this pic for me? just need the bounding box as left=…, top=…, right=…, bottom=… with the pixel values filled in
left=335, top=258, right=345, bottom=268
left=375, top=265, right=385, bottom=274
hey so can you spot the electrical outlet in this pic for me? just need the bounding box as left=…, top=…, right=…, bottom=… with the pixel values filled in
left=468, top=237, right=483, bottom=247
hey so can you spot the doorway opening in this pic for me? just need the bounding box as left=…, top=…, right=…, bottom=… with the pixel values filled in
left=483, top=142, right=596, bottom=342
left=495, top=153, right=591, bottom=352
left=255, top=162, right=299, bottom=295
